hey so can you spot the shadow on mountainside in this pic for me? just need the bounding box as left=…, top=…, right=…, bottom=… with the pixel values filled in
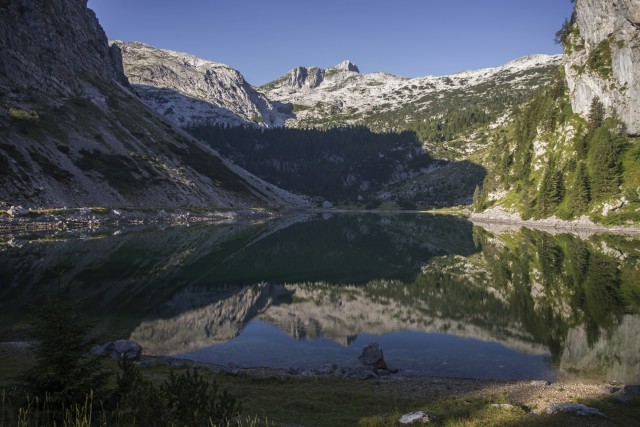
left=183, top=118, right=487, bottom=207
left=125, top=84, right=488, bottom=207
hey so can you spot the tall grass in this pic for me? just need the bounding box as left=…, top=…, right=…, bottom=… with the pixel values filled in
left=1, top=387, right=270, bottom=427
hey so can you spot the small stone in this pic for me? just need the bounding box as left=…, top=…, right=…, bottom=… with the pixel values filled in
left=399, top=411, right=436, bottom=424
left=315, top=363, right=337, bottom=375
left=491, top=403, right=517, bottom=410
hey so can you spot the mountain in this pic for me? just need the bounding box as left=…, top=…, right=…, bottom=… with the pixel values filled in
left=115, top=46, right=561, bottom=206
left=260, top=55, right=562, bottom=137
left=115, top=41, right=289, bottom=128
left=0, top=0, right=307, bottom=209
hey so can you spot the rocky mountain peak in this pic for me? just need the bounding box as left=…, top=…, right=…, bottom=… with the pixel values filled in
left=332, top=60, right=360, bottom=73
left=290, top=66, right=324, bottom=89
left=0, top=0, right=128, bottom=96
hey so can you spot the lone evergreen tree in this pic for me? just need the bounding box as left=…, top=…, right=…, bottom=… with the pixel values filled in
left=588, top=126, right=621, bottom=200
left=472, top=184, right=487, bottom=212
left=22, top=277, right=108, bottom=408
left=537, top=159, right=564, bottom=217
left=588, top=96, right=605, bottom=130
left=568, top=161, right=591, bottom=215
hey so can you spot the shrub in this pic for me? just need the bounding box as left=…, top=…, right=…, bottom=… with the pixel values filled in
left=115, top=359, right=242, bottom=426
left=9, top=108, right=40, bottom=123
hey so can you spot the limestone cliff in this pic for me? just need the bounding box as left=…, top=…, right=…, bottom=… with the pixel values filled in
left=564, top=0, right=640, bottom=135
left=115, top=41, right=287, bottom=128
left=0, top=0, right=127, bottom=96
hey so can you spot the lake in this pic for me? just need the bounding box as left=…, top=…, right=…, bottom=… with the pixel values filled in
left=1, top=212, right=639, bottom=383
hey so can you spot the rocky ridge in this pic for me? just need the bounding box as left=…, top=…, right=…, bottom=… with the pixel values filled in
left=564, top=0, right=640, bottom=135
left=260, top=54, right=562, bottom=129
left=115, top=41, right=287, bottom=128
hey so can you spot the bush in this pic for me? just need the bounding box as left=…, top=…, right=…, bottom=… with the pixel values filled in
left=116, top=359, right=242, bottom=426
left=9, top=108, right=40, bottom=123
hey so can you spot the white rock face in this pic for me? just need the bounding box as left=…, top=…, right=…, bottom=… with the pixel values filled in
left=261, top=55, right=561, bottom=128
left=564, top=0, right=640, bottom=135
left=114, top=41, right=287, bottom=128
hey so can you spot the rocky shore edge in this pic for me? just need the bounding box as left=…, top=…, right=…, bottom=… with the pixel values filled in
left=136, top=353, right=640, bottom=419
left=469, top=206, right=640, bottom=235
left=0, top=205, right=278, bottom=234
left=3, top=340, right=639, bottom=421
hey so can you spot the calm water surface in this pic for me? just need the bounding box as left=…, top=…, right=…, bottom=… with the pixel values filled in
left=1, top=213, right=639, bottom=382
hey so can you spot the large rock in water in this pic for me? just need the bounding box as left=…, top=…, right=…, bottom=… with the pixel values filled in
left=564, top=0, right=640, bottom=135
left=358, top=342, right=396, bottom=372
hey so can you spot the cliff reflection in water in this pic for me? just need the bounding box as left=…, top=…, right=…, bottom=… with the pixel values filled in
left=1, top=213, right=639, bottom=382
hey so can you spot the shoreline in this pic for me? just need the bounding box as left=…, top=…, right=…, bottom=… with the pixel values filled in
left=128, top=354, right=640, bottom=416
left=2, top=204, right=640, bottom=235
left=0, top=206, right=280, bottom=234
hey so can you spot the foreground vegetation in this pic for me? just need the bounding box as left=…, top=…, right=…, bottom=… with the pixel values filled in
left=2, top=354, right=639, bottom=426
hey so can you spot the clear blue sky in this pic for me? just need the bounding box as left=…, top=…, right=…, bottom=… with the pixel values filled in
left=88, top=0, right=574, bottom=86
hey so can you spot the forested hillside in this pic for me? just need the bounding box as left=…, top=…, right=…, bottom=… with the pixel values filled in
left=187, top=125, right=439, bottom=204
left=472, top=70, right=640, bottom=224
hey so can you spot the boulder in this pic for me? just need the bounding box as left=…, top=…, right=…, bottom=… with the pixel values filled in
left=321, top=200, right=333, bottom=208
left=543, top=403, right=605, bottom=417
left=399, top=411, right=436, bottom=424
left=315, top=363, right=337, bottom=375
left=358, top=342, right=397, bottom=373
left=92, top=339, right=142, bottom=360
left=7, top=205, right=27, bottom=217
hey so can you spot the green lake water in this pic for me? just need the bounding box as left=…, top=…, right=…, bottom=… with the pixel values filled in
left=1, top=213, right=639, bottom=382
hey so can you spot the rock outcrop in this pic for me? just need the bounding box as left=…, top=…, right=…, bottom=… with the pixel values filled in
left=290, top=66, right=325, bottom=89
left=564, top=0, right=640, bottom=135
left=115, top=41, right=286, bottom=127
left=0, top=0, right=128, bottom=96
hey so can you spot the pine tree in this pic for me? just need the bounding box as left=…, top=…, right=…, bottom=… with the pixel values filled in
left=588, top=96, right=605, bottom=131
left=22, top=277, right=108, bottom=408
left=568, top=161, right=591, bottom=215
left=537, top=159, right=564, bottom=217
left=588, top=126, right=621, bottom=199
left=472, top=185, right=484, bottom=212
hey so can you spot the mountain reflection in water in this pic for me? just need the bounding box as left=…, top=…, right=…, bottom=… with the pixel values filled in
left=1, top=213, right=638, bottom=382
